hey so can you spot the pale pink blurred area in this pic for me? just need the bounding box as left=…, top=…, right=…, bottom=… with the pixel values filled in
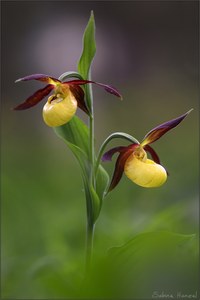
left=29, top=17, right=86, bottom=74
left=29, top=17, right=130, bottom=80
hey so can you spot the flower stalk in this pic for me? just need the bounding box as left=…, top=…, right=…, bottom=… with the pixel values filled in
left=85, top=220, right=95, bottom=273
left=85, top=77, right=95, bottom=272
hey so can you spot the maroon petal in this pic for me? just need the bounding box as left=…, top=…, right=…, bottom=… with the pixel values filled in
left=15, top=74, right=60, bottom=84
left=13, top=84, right=54, bottom=110
left=144, top=143, right=169, bottom=175
left=64, top=80, right=122, bottom=99
left=144, top=145, right=161, bottom=164
left=69, top=85, right=89, bottom=115
left=141, top=109, right=193, bottom=146
left=106, top=144, right=138, bottom=192
left=102, top=146, right=126, bottom=162
left=108, top=147, right=135, bottom=192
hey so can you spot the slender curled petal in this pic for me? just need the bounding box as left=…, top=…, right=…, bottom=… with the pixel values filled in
left=141, top=109, right=193, bottom=146
left=15, top=74, right=61, bottom=84
left=64, top=79, right=122, bottom=99
left=144, top=144, right=169, bottom=175
left=144, top=144, right=161, bottom=164
left=13, top=84, right=54, bottom=110
left=69, top=85, right=89, bottom=115
left=106, top=144, right=138, bottom=191
left=42, top=87, right=77, bottom=127
left=124, top=154, right=167, bottom=188
left=109, top=151, right=132, bottom=192
left=102, top=146, right=127, bottom=162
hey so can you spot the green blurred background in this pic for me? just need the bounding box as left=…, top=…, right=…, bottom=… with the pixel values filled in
left=1, top=1, right=199, bottom=298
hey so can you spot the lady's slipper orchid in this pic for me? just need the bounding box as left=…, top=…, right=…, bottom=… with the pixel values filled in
left=14, top=74, right=122, bottom=127
left=102, top=110, right=192, bottom=191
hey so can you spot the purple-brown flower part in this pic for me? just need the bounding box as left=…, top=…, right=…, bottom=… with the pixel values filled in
left=102, top=144, right=138, bottom=191
left=69, top=84, right=89, bottom=114
left=13, top=84, right=54, bottom=110
left=15, top=74, right=61, bottom=84
left=108, top=145, right=138, bottom=192
left=144, top=145, right=160, bottom=164
left=102, top=146, right=127, bottom=162
left=144, top=144, right=169, bottom=174
left=141, top=109, right=192, bottom=146
left=65, top=80, right=122, bottom=99
left=14, top=74, right=122, bottom=113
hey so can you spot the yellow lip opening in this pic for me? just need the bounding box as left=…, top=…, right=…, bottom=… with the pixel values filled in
left=42, top=90, right=77, bottom=127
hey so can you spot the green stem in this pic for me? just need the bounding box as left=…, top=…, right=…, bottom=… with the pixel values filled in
left=89, top=112, right=95, bottom=182
left=85, top=69, right=95, bottom=179
left=85, top=222, right=95, bottom=273
left=84, top=74, right=95, bottom=273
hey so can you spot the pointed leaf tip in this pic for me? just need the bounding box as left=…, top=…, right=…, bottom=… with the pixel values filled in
left=78, top=12, right=96, bottom=80
left=90, top=10, right=94, bottom=20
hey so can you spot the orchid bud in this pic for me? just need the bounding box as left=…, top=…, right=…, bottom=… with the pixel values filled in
left=42, top=90, right=77, bottom=127
left=124, top=152, right=167, bottom=188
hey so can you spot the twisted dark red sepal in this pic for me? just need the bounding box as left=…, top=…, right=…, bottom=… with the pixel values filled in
left=106, top=144, right=137, bottom=192
left=102, top=146, right=127, bottom=162
left=65, top=80, right=122, bottom=99
left=141, top=109, right=193, bottom=145
left=69, top=85, right=89, bottom=115
left=144, top=145, right=161, bottom=164
left=15, top=74, right=60, bottom=84
left=13, top=84, right=54, bottom=110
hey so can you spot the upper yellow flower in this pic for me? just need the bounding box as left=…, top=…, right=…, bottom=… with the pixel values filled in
left=14, top=74, right=122, bottom=127
left=42, top=85, right=77, bottom=127
left=102, top=110, right=192, bottom=191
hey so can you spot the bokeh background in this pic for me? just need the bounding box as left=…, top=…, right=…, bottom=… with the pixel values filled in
left=2, top=1, right=199, bottom=298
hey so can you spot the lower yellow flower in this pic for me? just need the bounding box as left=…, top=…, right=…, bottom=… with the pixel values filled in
left=124, top=152, right=167, bottom=188
left=43, top=89, right=77, bottom=127
left=102, top=110, right=192, bottom=191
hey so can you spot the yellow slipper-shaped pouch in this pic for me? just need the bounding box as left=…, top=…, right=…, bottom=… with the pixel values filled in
left=124, top=154, right=167, bottom=188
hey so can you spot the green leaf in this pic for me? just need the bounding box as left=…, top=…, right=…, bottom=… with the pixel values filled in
left=53, top=115, right=90, bottom=180
left=78, top=11, right=96, bottom=80
left=54, top=116, right=103, bottom=223
left=106, top=231, right=198, bottom=297
left=53, top=114, right=110, bottom=221
left=58, top=71, right=84, bottom=82
left=83, top=231, right=198, bottom=298
left=96, top=164, right=109, bottom=201
left=54, top=115, right=90, bottom=158
left=65, top=142, right=90, bottom=178
left=83, top=180, right=101, bottom=223
left=108, top=231, right=197, bottom=258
